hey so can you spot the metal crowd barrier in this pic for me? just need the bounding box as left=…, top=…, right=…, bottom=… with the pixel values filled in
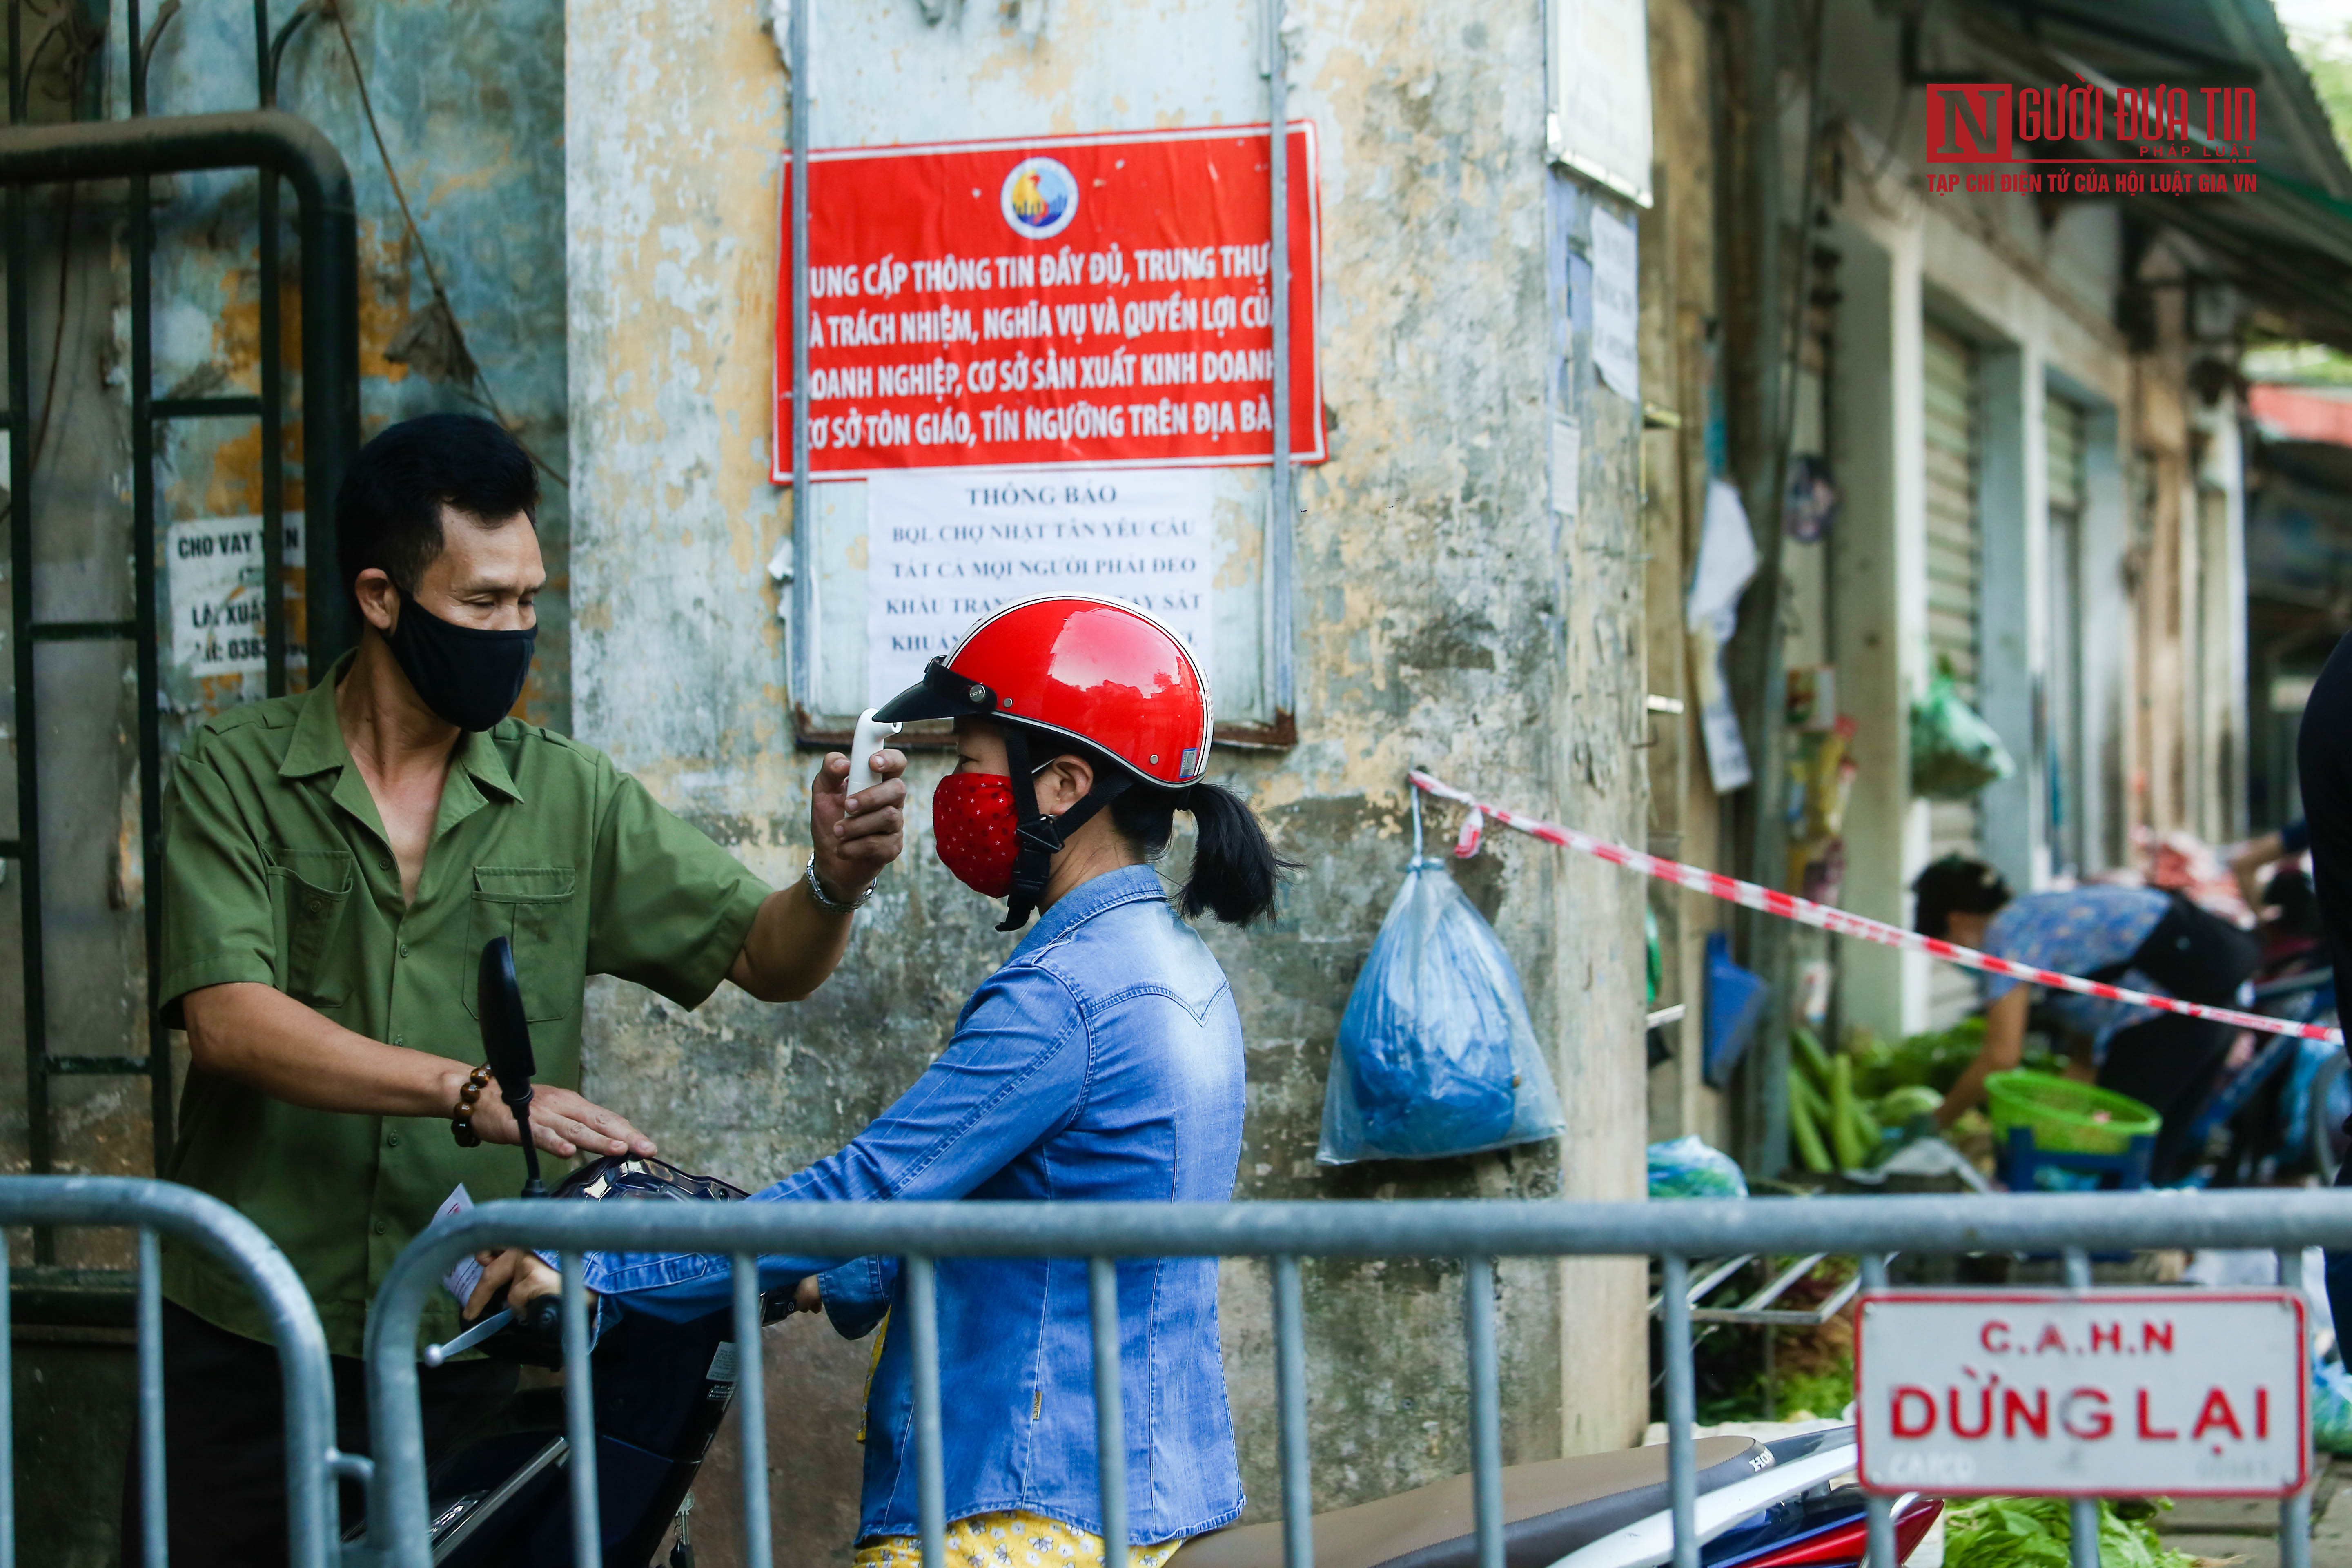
left=364, top=1189, right=2352, bottom=1568
left=0, top=1175, right=341, bottom=1568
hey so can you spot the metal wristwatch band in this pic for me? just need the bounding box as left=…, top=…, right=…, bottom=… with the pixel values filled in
left=804, top=857, right=875, bottom=914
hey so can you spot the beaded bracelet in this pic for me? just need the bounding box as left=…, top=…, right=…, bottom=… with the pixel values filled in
left=450, top=1063, right=493, bottom=1147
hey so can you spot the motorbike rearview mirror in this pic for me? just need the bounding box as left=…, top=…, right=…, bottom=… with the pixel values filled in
left=477, top=936, right=546, bottom=1197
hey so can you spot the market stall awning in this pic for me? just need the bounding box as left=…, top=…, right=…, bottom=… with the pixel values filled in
left=2250, top=383, right=2352, bottom=445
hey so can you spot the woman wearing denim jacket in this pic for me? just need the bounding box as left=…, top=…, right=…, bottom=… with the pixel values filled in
left=473, top=596, right=1289, bottom=1566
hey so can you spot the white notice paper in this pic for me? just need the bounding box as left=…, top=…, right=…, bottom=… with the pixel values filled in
left=1548, top=0, right=1655, bottom=207
left=1687, top=480, right=1757, bottom=793
left=1550, top=419, right=1581, bottom=521
left=1588, top=208, right=1640, bottom=405
left=435, top=1185, right=482, bottom=1307
left=864, top=469, right=1216, bottom=707
left=166, top=512, right=305, bottom=678
left=1685, top=479, right=1758, bottom=638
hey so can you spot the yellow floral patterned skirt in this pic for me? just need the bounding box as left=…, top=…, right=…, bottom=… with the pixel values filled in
left=854, top=1510, right=1184, bottom=1568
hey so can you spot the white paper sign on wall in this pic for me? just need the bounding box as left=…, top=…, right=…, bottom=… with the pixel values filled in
left=862, top=469, right=1215, bottom=708
left=1550, top=418, right=1581, bottom=522
left=1588, top=206, right=1641, bottom=406
left=166, top=513, right=305, bottom=679
left=1548, top=0, right=1654, bottom=208
left=1857, top=1290, right=2309, bottom=1498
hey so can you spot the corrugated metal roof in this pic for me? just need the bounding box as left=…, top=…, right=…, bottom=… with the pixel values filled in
left=1953, top=0, right=2352, bottom=347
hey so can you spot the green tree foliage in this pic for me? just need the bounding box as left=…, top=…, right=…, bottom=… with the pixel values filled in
left=2292, top=20, right=2352, bottom=154
left=2249, top=18, right=2352, bottom=382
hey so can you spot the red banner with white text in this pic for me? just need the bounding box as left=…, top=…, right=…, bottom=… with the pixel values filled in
left=772, top=123, right=1323, bottom=482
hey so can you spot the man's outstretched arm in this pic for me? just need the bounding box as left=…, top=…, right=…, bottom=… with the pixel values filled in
left=727, top=747, right=909, bottom=1001
left=180, top=981, right=655, bottom=1159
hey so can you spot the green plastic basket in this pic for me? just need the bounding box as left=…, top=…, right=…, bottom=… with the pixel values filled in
left=1985, top=1070, right=2160, bottom=1157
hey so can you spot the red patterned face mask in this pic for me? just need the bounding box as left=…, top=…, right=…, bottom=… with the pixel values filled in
left=932, top=773, right=1020, bottom=898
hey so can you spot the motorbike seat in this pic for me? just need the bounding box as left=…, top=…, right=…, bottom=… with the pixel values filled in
left=1177, top=1436, right=1770, bottom=1568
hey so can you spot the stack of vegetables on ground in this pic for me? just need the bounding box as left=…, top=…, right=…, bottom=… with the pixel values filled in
left=1942, top=1497, right=2196, bottom=1568
left=1786, top=1019, right=1993, bottom=1174
left=1675, top=1255, right=1860, bottom=1425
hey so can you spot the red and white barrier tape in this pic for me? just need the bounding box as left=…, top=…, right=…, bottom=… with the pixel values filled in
left=1407, top=769, right=2345, bottom=1046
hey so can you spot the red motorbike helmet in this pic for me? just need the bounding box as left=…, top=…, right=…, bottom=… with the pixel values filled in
left=873, top=595, right=1212, bottom=927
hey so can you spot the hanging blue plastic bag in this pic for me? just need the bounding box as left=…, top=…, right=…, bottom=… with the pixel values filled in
left=1319, top=799, right=1566, bottom=1164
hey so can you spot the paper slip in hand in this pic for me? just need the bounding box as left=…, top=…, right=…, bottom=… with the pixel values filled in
left=435, top=1185, right=483, bottom=1308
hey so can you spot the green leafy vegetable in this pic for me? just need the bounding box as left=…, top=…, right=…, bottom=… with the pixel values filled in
left=1943, top=1497, right=2192, bottom=1568
left=1855, top=1017, right=1988, bottom=1098
left=1846, top=1024, right=1896, bottom=1082
left=1768, top=1365, right=1853, bottom=1421
left=1876, top=1084, right=1944, bottom=1124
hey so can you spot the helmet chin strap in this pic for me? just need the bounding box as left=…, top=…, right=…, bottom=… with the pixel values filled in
left=997, top=724, right=1134, bottom=932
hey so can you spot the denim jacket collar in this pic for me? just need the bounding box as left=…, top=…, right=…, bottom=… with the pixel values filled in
left=1011, top=862, right=1168, bottom=957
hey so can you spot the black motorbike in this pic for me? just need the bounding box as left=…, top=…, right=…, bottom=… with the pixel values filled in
left=372, top=938, right=790, bottom=1568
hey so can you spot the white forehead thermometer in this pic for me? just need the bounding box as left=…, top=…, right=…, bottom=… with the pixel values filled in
left=847, top=707, right=902, bottom=798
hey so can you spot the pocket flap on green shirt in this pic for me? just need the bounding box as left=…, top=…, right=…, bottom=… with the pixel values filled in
left=466, top=866, right=580, bottom=1023
left=472, top=865, right=577, bottom=902
left=267, top=846, right=355, bottom=898
left=265, top=847, right=355, bottom=1007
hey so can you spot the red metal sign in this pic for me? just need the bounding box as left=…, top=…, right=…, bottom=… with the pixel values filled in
left=772, top=124, right=1323, bottom=482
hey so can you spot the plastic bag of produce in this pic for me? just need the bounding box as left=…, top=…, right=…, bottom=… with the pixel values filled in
left=1909, top=665, right=2015, bottom=801
left=1319, top=851, right=1566, bottom=1164
left=1646, top=1136, right=1749, bottom=1199
left=2316, top=1355, right=2352, bottom=1456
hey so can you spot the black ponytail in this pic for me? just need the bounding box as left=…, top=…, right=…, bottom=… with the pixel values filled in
left=1091, top=755, right=1296, bottom=924
left=1177, top=782, right=1297, bottom=924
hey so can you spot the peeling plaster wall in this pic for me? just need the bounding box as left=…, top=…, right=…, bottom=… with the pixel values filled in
left=565, top=0, right=1649, bottom=1559
left=136, top=0, right=575, bottom=730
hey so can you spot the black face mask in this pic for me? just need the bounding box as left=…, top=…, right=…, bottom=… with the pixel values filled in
left=385, top=593, right=537, bottom=732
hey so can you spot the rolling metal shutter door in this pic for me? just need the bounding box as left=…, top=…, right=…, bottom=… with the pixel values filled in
left=2045, top=397, right=2084, bottom=517
left=2045, top=397, right=2086, bottom=875
left=1922, top=322, right=1982, bottom=1025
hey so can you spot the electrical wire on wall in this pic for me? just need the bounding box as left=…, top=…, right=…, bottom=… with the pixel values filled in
left=319, top=0, right=568, bottom=488
left=4, top=0, right=107, bottom=517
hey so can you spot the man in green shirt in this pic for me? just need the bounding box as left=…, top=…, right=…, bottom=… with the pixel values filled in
left=136, top=413, right=906, bottom=1564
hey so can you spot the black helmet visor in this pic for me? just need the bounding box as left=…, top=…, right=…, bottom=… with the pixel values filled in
left=871, top=657, right=996, bottom=724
